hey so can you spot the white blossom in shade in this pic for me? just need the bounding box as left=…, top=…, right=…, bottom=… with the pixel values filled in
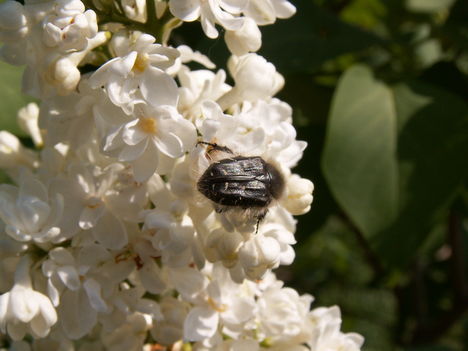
left=150, top=296, right=190, bottom=346
left=217, top=54, right=284, bottom=109
left=281, top=174, right=314, bottom=215
left=169, top=0, right=246, bottom=39
left=0, top=169, right=63, bottom=243
left=89, top=32, right=179, bottom=113
left=0, top=1, right=28, bottom=43
left=0, top=256, right=57, bottom=340
left=122, top=0, right=147, bottom=23
left=101, top=313, right=151, bottom=351
left=50, top=163, right=141, bottom=248
left=307, top=306, right=364, bottom=351
left=17, top=102, right=43, bottom=148
left=224, top=17, right=262, bottom=56
left=29, top=329, right=75, bottom=351
left=41, top=247, right=81, bottom=307
left=38, top=77, right=105, bottom=149
left=244, top=0, right=296, bottom=26
left=51, top=243, right=133, bottom=339
left=0, top=131, right=38, bottom=172
left=0, top=243, right=24, bottom=294
left=178, top=67, right=231, bottom=120
left=142, top=175, right=196, bottom=268
left=96, top=101, right=196, bottom=181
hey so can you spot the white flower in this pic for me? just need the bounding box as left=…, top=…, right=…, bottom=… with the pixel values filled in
left=183, top=265, right=256, bottom=342
left=0, top=131, right=38, bottom=172
left=42, top=0, right=98, bottom=52
left=244, top=0, right=296, bottom=26
left=169, top=0, right=246, bottom=38
left=225, top=17, right=262, bottom=56
left=0, top=1, right=28, bottom=43
left=308, top=306, right=364, bottom=351
left=50, top=163, right=136, bottom=248
left=178, top=67, right=231, bottom=120
left=257, top=286, right=313, bottom=343
left=89, top=32, right=180, bottom=113
left=101, top=313, right=151, bottom=351
left=38, top=77, right=104, bottom=149
left=281, top=174, right=314, bottom=215
left=218, top=54, right=284, bottom=109
left=96, top=102, right=196, bottom=181
left=143, top=200, right=195, bottom=267
left=177, top=45, right=216, bottom=70
left=0, top=256, right=57, bottom=340
left=48, top=243, right=130, bottom=339
left=0, top=0, right=106, bottom=97
left=0, top=169, right=63, bottom=243
left=151, top=296, right=190, bottom=345
left=17, top=102, right=43, bottom=148
left=122, top=0, right=147, bottom=23
left=196, top=99, right=305, bottom=169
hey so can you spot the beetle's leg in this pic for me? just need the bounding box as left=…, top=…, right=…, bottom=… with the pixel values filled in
left=197, top=141, right=234, bottom=155
left=255, top=211, right=267, bottom=234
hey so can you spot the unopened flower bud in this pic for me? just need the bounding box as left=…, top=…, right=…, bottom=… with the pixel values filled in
left=0, top=131, right=37, bottom=170
left=17, top=103, right=43, bottom=148
left=0, top=1, right=28, bottom=42
left=239, top=235, right=281, bottom=280
left=53, top=58, right=81, bottom=94
left=225, top=18, right=261, bottom=56
left=282, top=174, right=314, bottom=215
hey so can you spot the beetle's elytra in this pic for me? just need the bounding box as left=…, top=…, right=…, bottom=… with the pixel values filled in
left=197, top=142, right=285, bottom=221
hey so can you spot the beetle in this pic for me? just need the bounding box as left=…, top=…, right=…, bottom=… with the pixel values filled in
left=196, top=142, right=285, bottom=226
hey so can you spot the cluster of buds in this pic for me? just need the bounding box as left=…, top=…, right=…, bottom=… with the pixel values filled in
left=0, top=0, right=363, bottom=350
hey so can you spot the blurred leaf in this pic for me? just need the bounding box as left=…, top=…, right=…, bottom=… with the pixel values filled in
left=406, top=0, right=456, bottom=14
left=443, top=0, right=468, bottom=51
left=322, top=65, right=398, bottom=238
left=0, top=61, right=29, bottom=136
left=414, top=39, right=442, bottom=69
left=373, top=81, right=468, bottom=266
left=259, top=0, right=383, bottom=73
left=404, top=346, right=457, bottom=351
left=341, top=0, right=387, bottom=30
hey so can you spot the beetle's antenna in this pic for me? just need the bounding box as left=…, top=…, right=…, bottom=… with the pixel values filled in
left=197, top=141, right=234, bottom=154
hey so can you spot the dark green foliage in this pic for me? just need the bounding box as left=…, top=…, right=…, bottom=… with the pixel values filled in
left=273, top=0, right=468, bottom=349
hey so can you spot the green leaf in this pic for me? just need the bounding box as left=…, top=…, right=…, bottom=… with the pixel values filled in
left=406, top=0, right=456, bottom=13
left=0, top=61, right=30, bottom=136
left=373, top=81, right=468, bottom=266
left=322, top=65, right=398, bottom=238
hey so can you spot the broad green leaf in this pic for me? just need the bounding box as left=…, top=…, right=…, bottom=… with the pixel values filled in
left=373, top=81, right=468, bottom=266
left=322, top=65, right=398, bottom=238
left=0, top=61, right=29, bottom=136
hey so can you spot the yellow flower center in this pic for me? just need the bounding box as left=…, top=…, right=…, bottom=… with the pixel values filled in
left=207, top=297, right=227, bottom=313
left=138, top=117, right=157, bottom=135
left=133, top=53, right=149, bottom=73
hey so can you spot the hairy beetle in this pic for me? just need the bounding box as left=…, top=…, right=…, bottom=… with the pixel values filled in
left=197, top=142, right=285, bottom=224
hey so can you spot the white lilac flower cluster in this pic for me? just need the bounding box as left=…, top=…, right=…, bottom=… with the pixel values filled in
left=0, top=0, right=364, bottom=350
